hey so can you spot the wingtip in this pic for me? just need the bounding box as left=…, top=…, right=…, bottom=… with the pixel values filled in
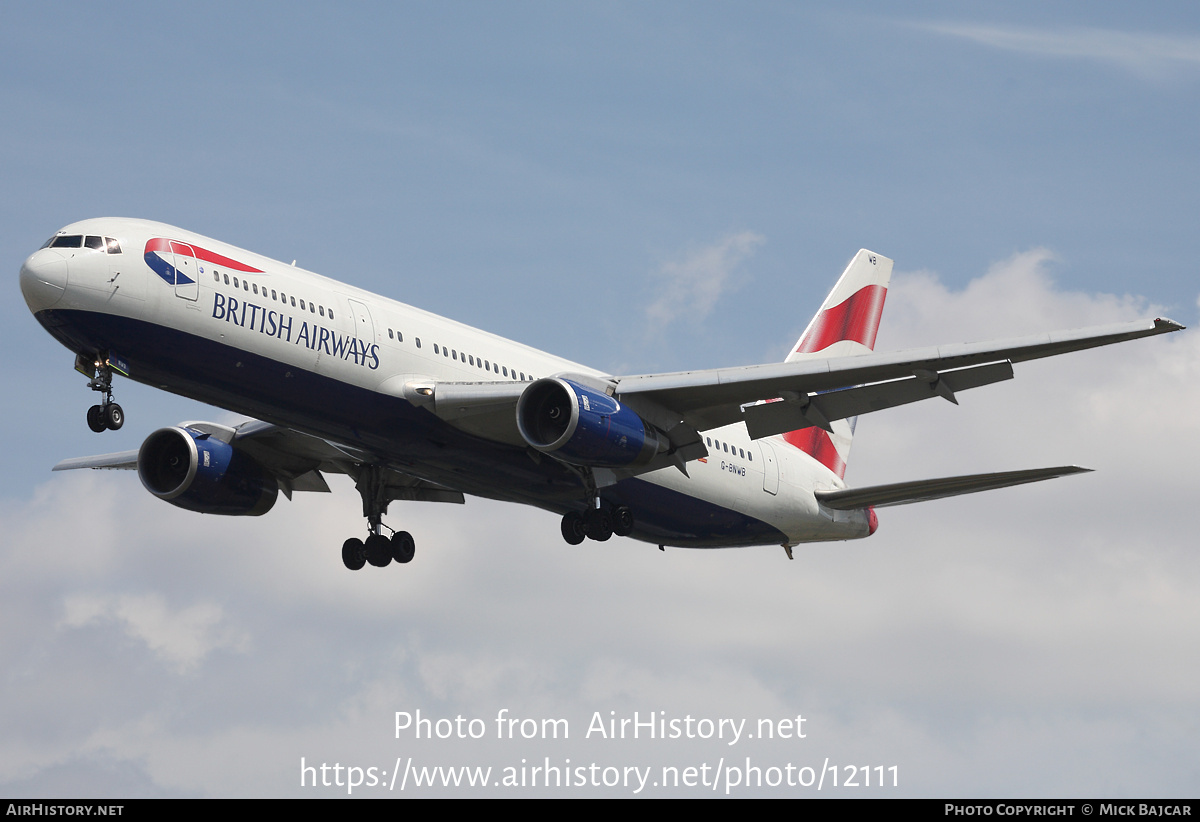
left=1154, top=317, right=1186, bottom=332
left=1042, top=465, right=1093, bottom=478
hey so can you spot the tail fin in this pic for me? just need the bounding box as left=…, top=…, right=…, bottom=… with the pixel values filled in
left=779, top=250, right=893, bottom=478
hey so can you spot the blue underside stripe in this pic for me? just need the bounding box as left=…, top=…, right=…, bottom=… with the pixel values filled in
left=36, top=307, right=786, bottom=547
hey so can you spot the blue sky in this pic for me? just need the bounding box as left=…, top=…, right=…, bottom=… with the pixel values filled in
left=3, top=2, right=1199, bottom=797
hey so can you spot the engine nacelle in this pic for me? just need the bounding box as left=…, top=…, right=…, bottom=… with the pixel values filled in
left=137, top=426, right=278, bottom=516
left=516, top=377, right=663, bottom=467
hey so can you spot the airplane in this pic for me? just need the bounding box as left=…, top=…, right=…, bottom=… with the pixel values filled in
left=19, top=218, right=1182, bottom=569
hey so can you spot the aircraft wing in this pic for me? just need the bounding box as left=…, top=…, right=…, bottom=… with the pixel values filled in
left=397, top=317, right=1180, bottom=477
left=53, top=419, right=465, bottom=504
left=614, top=318, right=1183, bottom=438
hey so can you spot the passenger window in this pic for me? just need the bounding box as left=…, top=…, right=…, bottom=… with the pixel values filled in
left=389, top=329, right=394, bottom=340
left=85, top=236, right=104, bottom=250
left=224, top=274, right=230, bottom=285
left=213, top=272, right=219, bottom=282
left=272, top=290, right=277, bottom=300
left=233, top=277, right=239, bottom=288
left=299, top=299, right=305, bottom=310
left=253, top=284, right=259, bottom=295
left=432, top=343, right=438, bottom=353
left=244, top=281, right=249, bottom=291
left=748, top=452, right=753, bottom=462
left=329, top=309, right=334, bottom=319
left=415, top=338, right=421, bottom=348
left=319, top=306, right=325, bottom=317
left=309, top=303, right=315, bottom=313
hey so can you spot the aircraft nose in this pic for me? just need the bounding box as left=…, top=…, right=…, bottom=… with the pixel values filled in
left=19, top=248, right=69, bottom=312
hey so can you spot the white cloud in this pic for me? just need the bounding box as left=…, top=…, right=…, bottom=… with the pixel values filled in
left=2, top=252, right=1198, bottom=796
left=878, top=247, right=1162, bottom=347
left=919, top=22, right=1200, bottom=79
left=60, top=593, right=250, bottom=673
left=645, top=231, right=764, bottom=330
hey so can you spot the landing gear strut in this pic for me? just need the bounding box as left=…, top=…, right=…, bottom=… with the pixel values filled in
left=80, top=352, right=123, bottom=432
left=558, top=467, right=634, bottom=545
left=341, top=464, right=416, bottom=571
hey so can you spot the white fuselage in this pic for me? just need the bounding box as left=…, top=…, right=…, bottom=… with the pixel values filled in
left=21, top=218, right=872, bottom=547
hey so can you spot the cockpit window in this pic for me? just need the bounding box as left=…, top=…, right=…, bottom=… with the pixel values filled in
left=105, top=237, right=122, bottom=254
left=85, top=236, right=104, bottom=250
left=50, top=235, right=83, bottom=248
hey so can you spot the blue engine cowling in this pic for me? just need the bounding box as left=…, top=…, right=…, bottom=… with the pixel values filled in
left=516, top=378, right=663, bottom=467
left=137, top=426, right=278, bottom=516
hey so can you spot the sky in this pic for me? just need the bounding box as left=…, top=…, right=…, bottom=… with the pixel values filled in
left=2, top=1, right=1199, bottom=797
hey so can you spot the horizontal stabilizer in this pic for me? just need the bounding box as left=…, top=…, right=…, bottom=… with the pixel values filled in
left=54, top=451, right=139, bottom=471
left=815, top=466, right=1092, bottom=510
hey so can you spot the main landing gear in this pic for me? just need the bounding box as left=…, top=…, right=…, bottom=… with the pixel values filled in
left=341, top=529, right=415, bottom=571
left=559, top=468, right=634, bottom=545
left=80, top=353, right=124, bottom=433
left=341, top=464, right=416, bottom=571
left=560, top=505, right=634, bottom=545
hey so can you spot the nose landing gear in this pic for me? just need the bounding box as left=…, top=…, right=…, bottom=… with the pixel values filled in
left=78, top=352, right=124, bottom=432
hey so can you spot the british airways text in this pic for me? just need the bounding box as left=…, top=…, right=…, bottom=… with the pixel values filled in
left=212, top=293, right=380, bottom=370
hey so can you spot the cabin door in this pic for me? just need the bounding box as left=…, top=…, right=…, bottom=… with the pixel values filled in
left=170, top=242, right=199, bottom=301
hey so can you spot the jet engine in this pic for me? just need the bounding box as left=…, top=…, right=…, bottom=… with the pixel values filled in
left=137, top=426, right=278, bottom=516
left=516, top=377, right=664, bottom=467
